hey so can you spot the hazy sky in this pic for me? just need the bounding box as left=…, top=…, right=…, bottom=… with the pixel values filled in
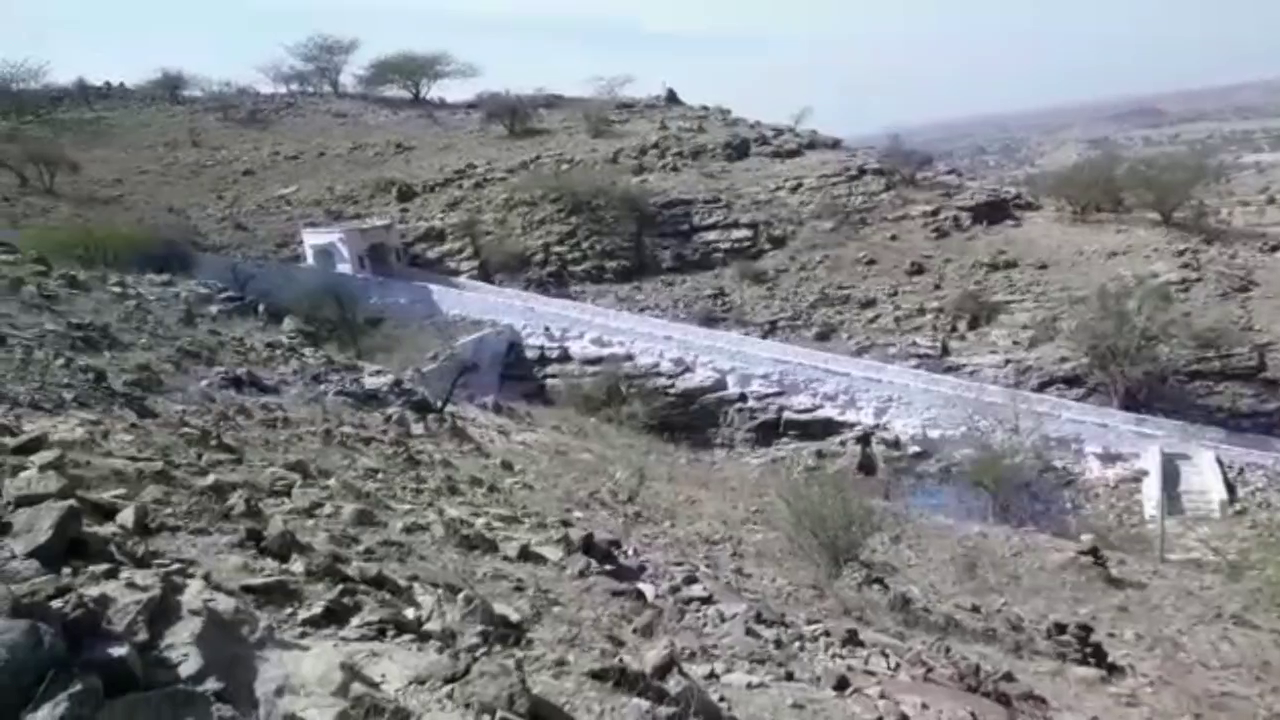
left=6, top=0, right=1279, bottom=134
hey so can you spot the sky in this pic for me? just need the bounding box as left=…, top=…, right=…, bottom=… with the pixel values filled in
left=6, top=0, right=1280, bottom=135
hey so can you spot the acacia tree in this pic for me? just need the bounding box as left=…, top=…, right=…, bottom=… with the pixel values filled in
left=359, top=50, right=478, bottom=101
left=284, top=33, right=360, bottom=95
left=1122, top=150, right=1217, bottom=225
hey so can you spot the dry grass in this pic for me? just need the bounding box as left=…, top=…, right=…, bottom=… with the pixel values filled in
left=775, top=459, right=883, bottom=582
left=14, top=222, right=196, bottom=273
left=945, top=286, right=1002, bottom=331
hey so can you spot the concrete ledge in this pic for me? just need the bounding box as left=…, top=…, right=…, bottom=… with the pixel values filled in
left=416, top=326, right=521, bottom=403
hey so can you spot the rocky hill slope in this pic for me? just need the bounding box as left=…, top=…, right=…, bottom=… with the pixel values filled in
left=5, top=91, right=1280, bottom=437
left=2, top=229, right=1280, bottom=717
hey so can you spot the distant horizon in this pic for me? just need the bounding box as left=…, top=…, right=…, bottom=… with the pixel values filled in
left=9, top=0, right=1280, bottom=135
left=14, top=58, right=1280, bottom=142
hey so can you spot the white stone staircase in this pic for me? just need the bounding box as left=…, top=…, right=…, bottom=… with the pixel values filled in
left=1138, top=445, right=1234, bottom=560
left=1141, top=445, right=1231, bottom=522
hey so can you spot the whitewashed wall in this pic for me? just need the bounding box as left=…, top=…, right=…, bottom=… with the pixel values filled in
left=193, top=254, right=1280, bottom=466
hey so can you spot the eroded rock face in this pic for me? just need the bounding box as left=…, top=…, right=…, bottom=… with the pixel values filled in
left=521, top=336, right=871, bottom=448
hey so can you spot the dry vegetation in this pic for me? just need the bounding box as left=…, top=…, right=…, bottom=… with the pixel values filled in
left=1, top=239, right=1278, bottom=718
left=2, top=37, right=1280, bottom=719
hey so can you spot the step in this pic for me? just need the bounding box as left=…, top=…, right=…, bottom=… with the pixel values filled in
left=1141, top=445, right=1230, bottom=520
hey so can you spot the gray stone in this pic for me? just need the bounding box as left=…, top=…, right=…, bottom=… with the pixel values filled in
left=76, top=638, right=144, bottom=696
left=3, top=469, right=76, bottom=507
left=6, top=500, right=82, bottom=568
left=112, top=504, right=148, bottom=535
left=23, top=673, right=104, bottom=720
left=96, top=687, right=232, bottom=720
left=152, top=587, right=259, bottom=715
left=0, top=618, right=68, bottom=719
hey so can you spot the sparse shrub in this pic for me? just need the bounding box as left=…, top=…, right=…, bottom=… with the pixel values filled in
left=776, top=461, right=882, bottom=582
left=284, top=33, right=361, bottom=95
left=559, top=366, right=671, bottom=432
left=580, top=103, right=613, bottom=139
left=878, top=133, right=934, bottom=185
left=140, top=68, right=193, bottom=104
left=788, top=105, right=813, bottom=131
left=946, top=286, right=1001, bottom=331
left=16, top=224, right=197, bottom=274
left=1122, top=150, right=1218, bottom=225
left=21, top=136, right=80, bottom=193
left=198, top=78, right=258, bottom=98
left=0, top=130, right=80, bottom=193
left=359, top=50, right=479, bottom=102
left=0, top=58, right=50, bottom=121
left=731, top=259, right=768, bottom=284
left=258, top=60, right=320, bottom=95
left=69, top=76, right=94, bottom=107
left=1040, top=151, right=1126, bottom=217
left=1060, top=275, right=1241, bottom=411
left=953, top=419, right=1067, bottom=533
left=518, top=167, right=653, bottom=230
left=0, top=142, right=31, bottom=188
left=288, top=273, right=380, bottom=357
left=477, top=91, right=537, bottom=137
left=456, top=213, right=527, bottom=281
left=517, top=166, right=656, bottom=272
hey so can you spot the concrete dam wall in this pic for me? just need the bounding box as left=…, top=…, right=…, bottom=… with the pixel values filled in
left=192, top=254, right=1280, bottom=466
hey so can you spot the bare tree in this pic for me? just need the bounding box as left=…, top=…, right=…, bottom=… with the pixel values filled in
left=0, top=133, right=80, bottom=193
left=284, top=34, right=360, bottom=95
left=587, top=74, right=635, bottom=99
left=788, top=105, right=813, bottom=131
left=0, top=58, right=52, bottom=121
left=0, top=58, right=49, bottom=91
left=359, top=50, right=479, bottom=101
left=25, top=138, right=81, bottom=193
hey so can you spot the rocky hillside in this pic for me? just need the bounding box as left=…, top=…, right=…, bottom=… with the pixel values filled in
left=3, top=226, right=1280, bottom=718
left=7, top=90, right=1280, bottom=438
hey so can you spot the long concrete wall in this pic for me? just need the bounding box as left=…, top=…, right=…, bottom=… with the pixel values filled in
left=193, top=254, right=1280, bottom=466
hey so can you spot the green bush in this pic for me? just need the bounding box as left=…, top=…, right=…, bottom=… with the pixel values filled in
left=1040, top=152, right=1126, bottom=217
left=777, top=462, right=882, bottom=582
left=1121, top=150, right=1217, bottom=225
left=1060, top=274, right=1247, bottom=410
left=285, top=274, right=381, bottom=357
left=477, top=91, right=538, bottom=137
left=517, top=166, right=654, bottom=234
left=16, top=224, right=196, bottom=274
